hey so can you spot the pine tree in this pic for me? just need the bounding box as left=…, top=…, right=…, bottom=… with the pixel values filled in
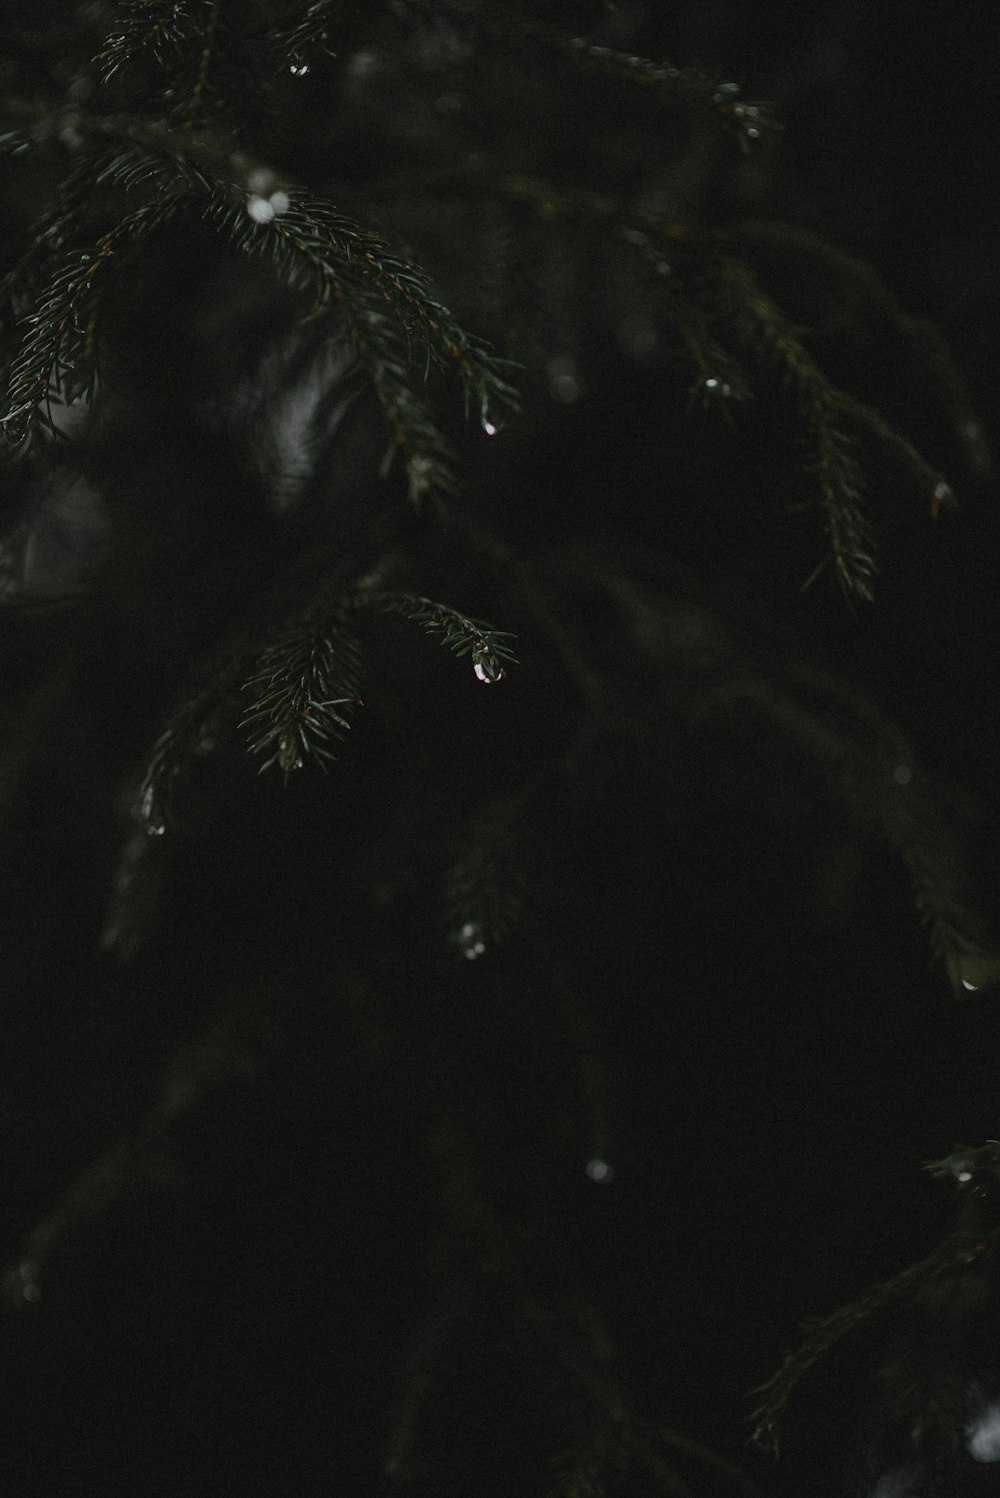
left=2, top=3, right=999, bottom=1494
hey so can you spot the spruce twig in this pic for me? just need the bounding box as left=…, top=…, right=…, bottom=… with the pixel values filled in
left=240, top=616, right=364, bottom=780
left=703, top=668, right=986, bottom=993
left=749, top=1229, right=1000, bottom=1457
left=709, top=256, right=878, bottom=600
left=353, top=589, right=516, bottom=683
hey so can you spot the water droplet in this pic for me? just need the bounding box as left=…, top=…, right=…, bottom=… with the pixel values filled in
left=17, top=1260, right=40, bottom=1302
left=892, top=764, right=912, bottom=786
left=269, top=190, right=290, bottom=216
left=480, top=396, right=502, bottom=437
left=248, top=194, right=276, bottom=224
left=586, top=1158, right=614, bottom=1183
left=473, top=659, right=505, bottom=684
left=454, top=920, right=487, bottom=959
left=137, top=788, right=166, bottom=835
left=968, top=1394, right=1000, bottom=1462
left=551, top=376, right=580, bottom=403
left=962, top=978, right=978, bottom=991
left=406, top=453, right=435, bottom=501
left=931, top=479, right=954, bottom=517
left=958, top=1170, right=973, bottom=1182
left=704, top=377, right=719, bottom=389
left=347, top=50, right=378, bottom=79
left=547, top=354, right=581, bottom=404
left=746, top=125, right=761, bottom=139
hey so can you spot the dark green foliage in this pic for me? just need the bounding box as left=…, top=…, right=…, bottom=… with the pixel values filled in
left=241, top=617, right=363, bottom=777
left=1, top=4, right=999, bottom=1496
left=356, top=590, right=517, bottom=682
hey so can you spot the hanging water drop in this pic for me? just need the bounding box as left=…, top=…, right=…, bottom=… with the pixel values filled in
left=455, top=920, right=486, bottom=959
left=17, top=1259, right=41, bottom=1303
left=586, top=1158, right=614, bottom=1183
left=967, top=1391, right=1000, bottom=1462
left=248, top=194, right=276, bottom=224
left=407, top=454, right=434, bottom=501
left=480, top=395, right=501, bottom=437
left=547, top=354, right=581, bottom=404
left=138, top=790, right=166, bottom=835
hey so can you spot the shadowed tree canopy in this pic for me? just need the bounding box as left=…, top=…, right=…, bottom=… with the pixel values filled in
left=2, top=3, right=1000, bottom=1495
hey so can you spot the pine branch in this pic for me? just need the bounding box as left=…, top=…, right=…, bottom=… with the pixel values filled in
left=0, top=145, right=105, bottom=344
left=96, top=0, right=218, bottom=87
left=352, top=589, right=516, bottom=682
left=101, top=824, right=166, bottom=959
left=209, top=187, right=518, bottom=500
left=1, top=121, right=518, bottom=494
left=111, top=653, right=243, bottom=958
left=3, top=224, right=124, bottom=442
left=729, top=219, right=988, bottom=485
left=706, top=256, right=878, bottom=600
left=1, top=155, right=199, bottom=441
left=749, top=1229, right=1000, bottom=1457
left=446, top=791, right=529, bottom=958
left=702, top=667, right=988, bottom=994
left=240, top=615, right=364, bottom=780
left=448, top=172, right=752, bottom=406
left=273, top=0, right=343, bottom=70
left=556, top=38, right=779, bottom=154
left=382, top=1291, right=469, bottom=1485
left=841, top=395, right=955, bottom=518
left=3, top=976, right=273, bottom=1310
left=630, top=1422, right=768, bottom=1497
left=785, top=666, right=991, bottom=991
left=454, top=18, right=778, bottom=154
left=134, top=656, right=247, bottom=835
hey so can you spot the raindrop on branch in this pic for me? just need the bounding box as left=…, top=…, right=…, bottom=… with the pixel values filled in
left=474, top=658, right=505, bottom=684
left=586, top=1158, right=614, bottom=1183
left=17, top=1259, right=41, bottom=1303
left=454, top=921, right=487, bottom=960
left=547, top=354, right=582, bottom=404
left=480, top=396, right=502, bottom=437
